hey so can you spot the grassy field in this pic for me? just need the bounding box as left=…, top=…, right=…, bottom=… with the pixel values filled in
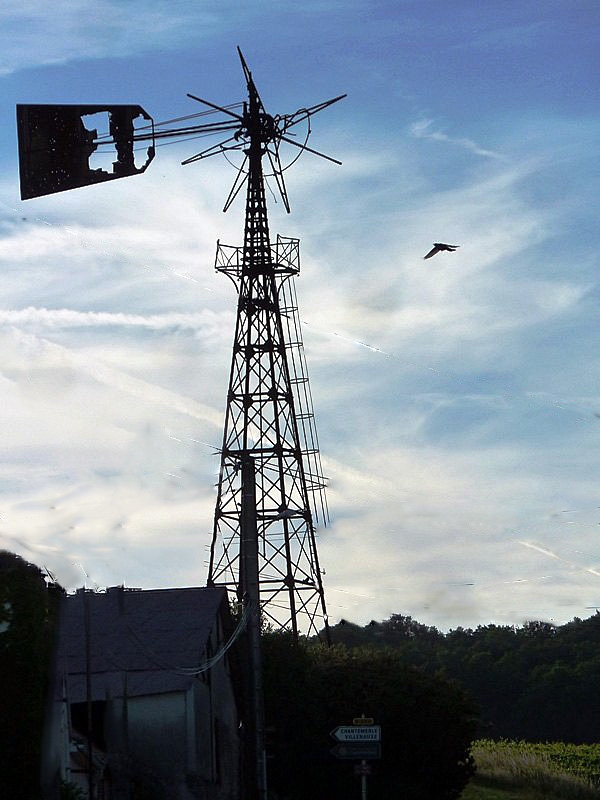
left=461, top=740, right=600, bottom=800
left=461, top=785, right=532, bottom=800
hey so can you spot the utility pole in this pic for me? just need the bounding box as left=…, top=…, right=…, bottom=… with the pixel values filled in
left=240, top=455, right=267, bottom=800
left=83, top=589, right=94, bottom=800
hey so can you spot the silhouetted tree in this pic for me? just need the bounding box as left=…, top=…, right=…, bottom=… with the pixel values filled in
left=319, top=610, right=600, bottom=743
left=0, top=551, right=62, bottom=799
left=263, top=632, right=478, bottom=799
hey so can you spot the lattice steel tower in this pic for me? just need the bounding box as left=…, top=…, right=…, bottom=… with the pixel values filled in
left=182, top=50, right=344, bottom=638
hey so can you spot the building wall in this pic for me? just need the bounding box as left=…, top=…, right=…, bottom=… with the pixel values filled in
left=205, top=616, right=242, bottom=799
left=98, top=639, right=239, bottom=797
left=128, top=692, right=187, bottom=778
left=104, top=680, right=240, bottom=800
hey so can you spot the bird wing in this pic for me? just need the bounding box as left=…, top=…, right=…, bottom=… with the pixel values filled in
left=424, top=245, right=440, bottom=259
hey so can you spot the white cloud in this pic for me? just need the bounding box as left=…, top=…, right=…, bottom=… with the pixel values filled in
left=410, top=119, right=503, bottom=160
left=319, top=440, right=600, bottom=629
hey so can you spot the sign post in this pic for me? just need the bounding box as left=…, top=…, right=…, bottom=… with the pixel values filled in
left=330, top=717, right=380, bottom=800
left=361, top=760, right=368, bottom=800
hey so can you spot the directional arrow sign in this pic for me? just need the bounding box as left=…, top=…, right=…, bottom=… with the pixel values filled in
left=331, top=725, right=381, bottom=742
left=330, top=742, right=382, bottom=760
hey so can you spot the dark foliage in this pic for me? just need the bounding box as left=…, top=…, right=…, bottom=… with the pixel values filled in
left=327, top=611, right=600, bottom=743
left=0, top=551, right=63, bottom=799
left=262, top=631, right=478, bottom=800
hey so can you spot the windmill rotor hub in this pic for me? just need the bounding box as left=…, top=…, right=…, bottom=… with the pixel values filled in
left=238, top=109, right=280, bottom=147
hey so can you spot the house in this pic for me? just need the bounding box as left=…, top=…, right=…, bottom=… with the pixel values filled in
left=42, top=586, right=242, bottom=800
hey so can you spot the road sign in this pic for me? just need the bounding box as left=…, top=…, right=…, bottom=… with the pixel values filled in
left=331, top=725, right=381, bottom=742
left=354, top=762, right=372, bottom=776
left=330, top=742, right=382, bottom=760
left=353, top=716, right=374, bottom=725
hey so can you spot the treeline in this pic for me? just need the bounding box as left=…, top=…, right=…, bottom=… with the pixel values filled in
left=325, top=612, right=600, bottom=743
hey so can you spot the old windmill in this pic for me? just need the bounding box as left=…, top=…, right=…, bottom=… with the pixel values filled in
left=17, top=48, right=344, bottom=641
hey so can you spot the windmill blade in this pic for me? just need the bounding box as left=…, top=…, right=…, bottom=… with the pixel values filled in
left=279, top=134, right=342, bottom=165
left=265, top=145, right=290, bottom=213
left=154, top=120, right=239, bottom=137
left=281, top=94, right=347, bottom=132
left=236, top=46, right=263, bottom=110
left=223, top=155, right=249, bottom=212
left=149, top=121, right=239, bottom=143
left=182, top=136, right=244, bottom=165
left=237, top=47, right=253, bottom=87
left=237, top=47, right=270, bottom=118
left=304, top=93, right=347, bottom=115
left=187, top=93, right=243, bottom=121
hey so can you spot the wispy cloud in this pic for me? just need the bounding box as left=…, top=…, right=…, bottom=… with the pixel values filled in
left=410, top=119, right=504, bottom=160
left=0, top=0, right=218, bottom=75
left=319, top=441, right=598, bottom=628
left=0, top=307, right=222, bottom=331
left=1, top=326, right=223, bottom=427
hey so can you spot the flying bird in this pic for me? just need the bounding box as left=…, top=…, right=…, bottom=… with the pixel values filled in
left=424, top=243, right=460, bottom=259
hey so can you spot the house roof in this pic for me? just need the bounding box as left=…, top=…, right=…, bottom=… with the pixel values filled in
left=56, top=586, right=229, bottom=702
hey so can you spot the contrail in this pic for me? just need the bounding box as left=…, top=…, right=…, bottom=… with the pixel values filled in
left=0, top=307, right=213, bottom=330
left=302, top=320, right=597, bottom=426
left=9, top=328, right=223, bottom=428
left=515, top=540, right=600, bottom=578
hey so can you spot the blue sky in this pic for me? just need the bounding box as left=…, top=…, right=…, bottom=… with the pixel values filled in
left=0, top=1, right=599, bottom=630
